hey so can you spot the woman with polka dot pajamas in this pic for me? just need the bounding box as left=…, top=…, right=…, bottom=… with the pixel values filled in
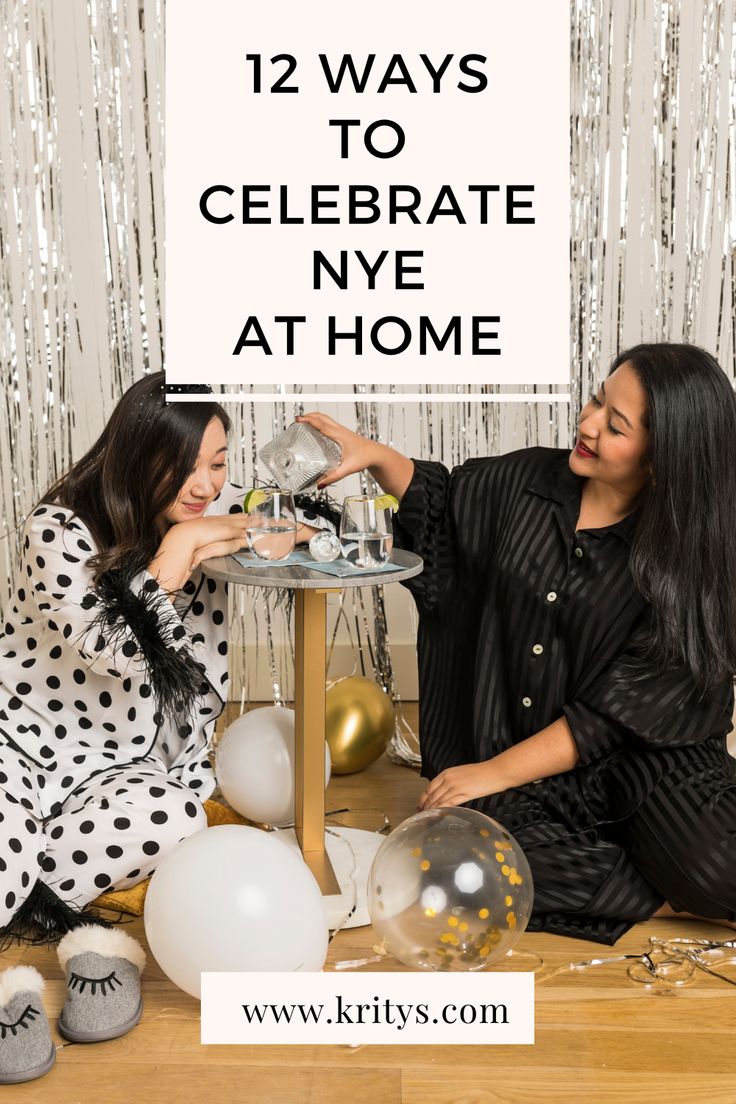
left=0, top=375, right=333, bottom=940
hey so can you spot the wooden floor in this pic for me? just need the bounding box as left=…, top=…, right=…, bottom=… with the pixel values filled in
left=4, top=705, right=736, bottom=1103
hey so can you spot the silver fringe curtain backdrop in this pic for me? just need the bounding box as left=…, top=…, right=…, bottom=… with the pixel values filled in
left=571, top=0, right=736, bottom=418
left=1, top=1, right=735, bottom=761
left=0, top=0, right=164, bottom=587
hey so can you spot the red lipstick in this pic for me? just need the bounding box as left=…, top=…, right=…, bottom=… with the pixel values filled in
left=575, top=439, right=597, bottom=459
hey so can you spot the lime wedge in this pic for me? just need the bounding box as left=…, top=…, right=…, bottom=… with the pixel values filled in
left=374, top=494, right=399, bottom=513
left=243, top=488, right=267, bottom=512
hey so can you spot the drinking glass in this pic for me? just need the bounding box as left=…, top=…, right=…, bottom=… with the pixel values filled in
left=245, top=489, right=297, bottom=561
left=339, top=496, right=393, bottom=569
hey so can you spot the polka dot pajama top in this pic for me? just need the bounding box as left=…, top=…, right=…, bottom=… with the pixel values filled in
left=0, top=482, right=328, bottom=931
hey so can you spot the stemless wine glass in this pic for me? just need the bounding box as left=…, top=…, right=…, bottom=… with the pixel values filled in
left=339, top=496, right=393, bottom=569
left=245, top=488, right=297, bottom=561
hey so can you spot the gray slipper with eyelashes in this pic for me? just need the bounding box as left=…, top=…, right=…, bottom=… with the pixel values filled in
left=0, top=966, right=55, bottom=1083
left=57, top=926, right=146, bottom=1043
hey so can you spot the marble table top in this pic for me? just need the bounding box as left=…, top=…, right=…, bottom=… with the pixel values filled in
left=200, top=548, right=423, bottom=590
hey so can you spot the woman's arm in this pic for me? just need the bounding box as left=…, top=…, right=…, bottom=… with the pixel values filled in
left=148, top=513, right=325, bottom=597
left=563, top=617, right=735, bottom=764
left=296, top=412, right=415, bottom=500
left=207, top=479, right=328, bottom=547
left=418, top=716, right=579, bottom=810
left=147, top=526, right=200, bottom=594
left=147, top=514, right=251, bottom=596
left=21, top=508, right=206, bottom=680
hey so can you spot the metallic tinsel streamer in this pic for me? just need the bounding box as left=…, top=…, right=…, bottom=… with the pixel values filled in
left=1, top=0, right=165, bottom=591
left=1, top=2, right=734, bottom=770
left=570, top=0, right=735, bottom=440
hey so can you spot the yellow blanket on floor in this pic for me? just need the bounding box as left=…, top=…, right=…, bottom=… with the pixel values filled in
left=91, top=800, right=249, bottom=917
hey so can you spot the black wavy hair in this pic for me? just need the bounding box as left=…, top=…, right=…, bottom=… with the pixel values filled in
left=40, top=373, right=231, bottom=581
left=611, top=343, right=736, bottom=690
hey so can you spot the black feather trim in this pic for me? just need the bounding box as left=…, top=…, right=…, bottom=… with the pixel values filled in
left=293, top=490, right=342, bottom=533
left=0, top=880, right=113, bottom=951
left=81, top=553, right=206, bottom=725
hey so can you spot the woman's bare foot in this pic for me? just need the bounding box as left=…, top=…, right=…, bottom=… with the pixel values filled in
left=651, top=902, right=736, bottom=931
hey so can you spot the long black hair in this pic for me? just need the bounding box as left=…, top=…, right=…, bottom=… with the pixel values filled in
left=40, top=373, right=231, bottom=581
left=612, top=343, right=736, bottom=690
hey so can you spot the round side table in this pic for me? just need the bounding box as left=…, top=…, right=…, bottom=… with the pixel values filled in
left=202, top=549, right=423, bottom=920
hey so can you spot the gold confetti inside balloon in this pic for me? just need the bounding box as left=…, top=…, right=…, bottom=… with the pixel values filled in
left=325, top=676, right=395, bottom=774
left=367, top=808, right=533, bottom=971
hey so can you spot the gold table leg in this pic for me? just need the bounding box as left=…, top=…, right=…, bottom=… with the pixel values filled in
left=294, top=588, right=340, bottom=895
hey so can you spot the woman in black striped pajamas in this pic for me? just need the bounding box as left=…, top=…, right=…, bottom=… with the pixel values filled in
left=0, top=374, right=332, bottom=941
left=300, top=344, right=736, bottom=944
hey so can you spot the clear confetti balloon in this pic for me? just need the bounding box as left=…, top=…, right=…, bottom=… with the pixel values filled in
left=367, top=808, right=533, bottom=971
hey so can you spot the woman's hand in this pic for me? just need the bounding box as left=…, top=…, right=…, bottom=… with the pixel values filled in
left=296, top=412, right=382, bottom=488
left=418, top=761, right=506, bottom=811
left=175, top=514, right=251, bottom=552
left=185, top=517, right=322, bottom=566
left=150, top=514, right=251, bottom=593
left=188, top=518, right=321, bottom=568
left=296, top=523, right=321, bottom=545
left=189, top=535, right=248, bottom=569
left=296, top=412, right=415, bottom=499
left=418, top=719, right=581, bottom=811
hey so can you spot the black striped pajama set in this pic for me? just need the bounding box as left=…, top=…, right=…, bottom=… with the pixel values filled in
left=394, top=447, right=736, bottom=944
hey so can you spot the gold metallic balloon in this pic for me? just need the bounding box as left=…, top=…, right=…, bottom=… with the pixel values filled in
left=325, top=676, right=395, bottom=774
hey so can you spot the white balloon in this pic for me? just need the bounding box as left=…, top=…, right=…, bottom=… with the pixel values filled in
left=144, top=824, right=328, bottom=998
left=215, top=706, right=331, bottom=826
